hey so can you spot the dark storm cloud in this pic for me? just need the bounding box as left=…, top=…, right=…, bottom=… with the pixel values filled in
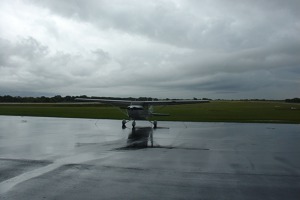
left=0, top=37, right=70, bottom=91
left=0, top=37, right=117, bottom=95
left=28, top=0, right=300, bottom=50
left=1, top=0, right=299, bottom=98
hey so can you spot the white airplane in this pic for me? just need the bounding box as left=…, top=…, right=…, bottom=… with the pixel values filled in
left=75, top=98, right=209, bottom=128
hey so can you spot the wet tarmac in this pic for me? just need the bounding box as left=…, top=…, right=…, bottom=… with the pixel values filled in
left=0, top=115, right=300, bottom=199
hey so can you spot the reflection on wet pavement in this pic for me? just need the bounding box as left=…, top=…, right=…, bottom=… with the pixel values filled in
left=122, top=127, right=153, bottom=149
left=1, top=116, right=300, bottom=199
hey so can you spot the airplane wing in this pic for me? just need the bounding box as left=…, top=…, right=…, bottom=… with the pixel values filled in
left=141, top=99, right=209, bottom=106
left=75, top=98, right=209, bottom=106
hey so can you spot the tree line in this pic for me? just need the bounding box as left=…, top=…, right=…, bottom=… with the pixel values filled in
left=285, top=98, right=300, bottom=103
left=1, top=95, right=298, bottom=103
left=0, top=95, right=162, bottom=103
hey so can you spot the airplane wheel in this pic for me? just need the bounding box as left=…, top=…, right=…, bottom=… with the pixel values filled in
left=132, top=121, right=136, bottom=128
left=122, top=119, right=126, bottom=127
left=153, top=120, right=157, bottom=129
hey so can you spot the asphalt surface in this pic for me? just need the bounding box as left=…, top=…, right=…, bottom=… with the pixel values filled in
left=0, top=116, right=300, bottom=199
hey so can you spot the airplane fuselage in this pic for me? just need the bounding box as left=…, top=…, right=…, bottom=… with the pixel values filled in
left=127, top=105, right=150, bottom=120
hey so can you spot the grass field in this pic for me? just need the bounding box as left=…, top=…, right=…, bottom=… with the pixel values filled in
left=0, top=101, right=299, bottom=124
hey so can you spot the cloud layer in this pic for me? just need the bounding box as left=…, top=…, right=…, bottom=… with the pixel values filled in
left=0, top=0, right=299, bottom=99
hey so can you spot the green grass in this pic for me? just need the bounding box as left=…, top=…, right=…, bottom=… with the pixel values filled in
left=0, top=104, right=125, bottom=119
left=152, top=101, right=300, bottom=123
left=0, top=101, right=299, bottom=124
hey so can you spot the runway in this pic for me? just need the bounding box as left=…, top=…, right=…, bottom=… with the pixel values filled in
left=0, top=116, right=300, bottom=199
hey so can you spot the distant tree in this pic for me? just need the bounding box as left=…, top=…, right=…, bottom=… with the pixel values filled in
left=285, top=98, right=300, bottom=103
left=138, top=97, right=152, bottom=101
left=64, top=96, right=74, bottom=102
left=0, top=95, right=174, bottom=103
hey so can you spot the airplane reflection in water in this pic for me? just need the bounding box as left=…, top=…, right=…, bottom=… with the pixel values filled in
left=120, top=126, right=209, bottom=151
left=125, top=127, right=153, bottom=148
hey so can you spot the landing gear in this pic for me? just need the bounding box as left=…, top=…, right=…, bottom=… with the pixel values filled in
left=121, top=119, right=157, bottom=129
left=121, top=119, right=135, bottom=128
left=153, top=120, right=157, bottom=129
left=122, top=119, right=127, bottom=129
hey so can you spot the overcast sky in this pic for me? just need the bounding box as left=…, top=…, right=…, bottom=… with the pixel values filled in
left=0, top=0, right=299, bottom=99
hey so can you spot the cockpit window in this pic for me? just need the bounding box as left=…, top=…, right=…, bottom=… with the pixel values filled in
left=128, top=106, right=143, bottom=110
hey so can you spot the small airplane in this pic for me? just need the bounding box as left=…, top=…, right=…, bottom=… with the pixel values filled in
left=75, top=98, right=209, bottom=128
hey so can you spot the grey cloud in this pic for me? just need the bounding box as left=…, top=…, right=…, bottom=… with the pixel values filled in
left=0, top=37, right=116, bottom=94
left=0, top=37, right=46, bottom=67
left=92, top=49, right=111, bottom=65
left=193, top=71, right=276, bottom=92
left=17, top=37, right=49, bottom=60
left=1, top=1, right=299, bottom=99
left=28, top=0, right=300, bottom=51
